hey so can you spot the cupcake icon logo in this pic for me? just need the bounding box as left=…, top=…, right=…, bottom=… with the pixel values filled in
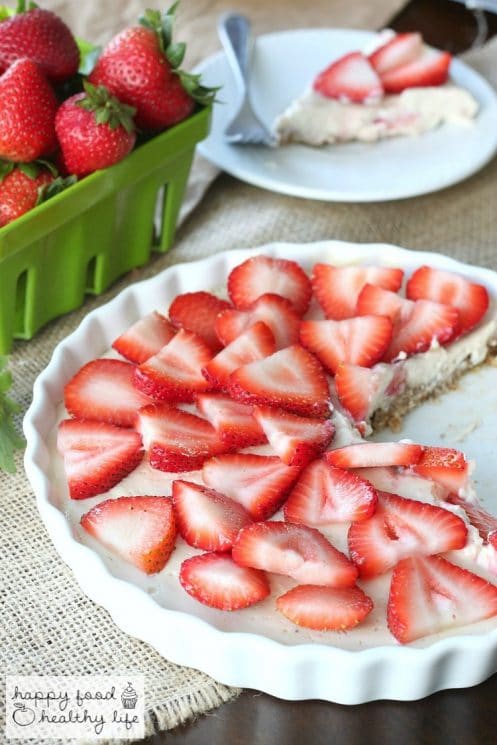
left=121, top=682, right=138, bottom=710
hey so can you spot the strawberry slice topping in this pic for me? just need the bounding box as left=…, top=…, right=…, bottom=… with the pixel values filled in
left=179, top=552, right=270, bottom=610
left=227, top=255, right=312, bottom=315
left=300, top=316, right=393, bottom=375
left=112, top=311, right=176, bottom=364
left=168, top=291, right=232, bottom=352
left=276, top=584, right=374, bottom=631
left=326, top=442, right=423, bottom=469
left=406, top=265, right=489, bottom=336
left=253, top=405, right=335, bottom=467
left=137, top=403, right=227, bottom=472
left=229, top=344, right=331, bottom=418
left=348, top=491, right=468, bottom=577
left=313, top=51, right=384, bottom=103
left=133, top=328, right=214, bottom=402
left=202, top=321, right=276, bottom=391
left=202, top=453, right=301, bottom=520
left=215, top=293, right=301, bottom=349
left=334, top=363, right=383, bottom=423
left=447, top=493, right=497, bottom=545
left=369, top=32, right=423, bottom=75
left=172, top=480, right=252, bottom=552
left=195, top=392, right=266, bottom=450
left=232, top=521, right=358, bottom=587
left=311, top=263, right=403, bottom=320
left=284, top=460, right=377, bottom=525
left=413, top=446, right=469, bottom=492
left=387, top=555, right=497, bottom=643
left=80, top=496, right=176, bottom=574
left=57, top=419, right=144, bottom=500
left=380, top=46, right=451, bottom=94
left=64, top=358, right=151, bottom=427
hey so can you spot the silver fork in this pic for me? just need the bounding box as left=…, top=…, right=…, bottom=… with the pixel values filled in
left=218, top=13, right=277, bottom=146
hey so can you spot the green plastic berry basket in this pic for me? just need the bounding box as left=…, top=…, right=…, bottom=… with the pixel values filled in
left=0, top=104, right=211, bottom=354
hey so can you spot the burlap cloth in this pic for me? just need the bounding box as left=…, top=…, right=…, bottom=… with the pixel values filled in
left=2, top=1, right=497, bottom=741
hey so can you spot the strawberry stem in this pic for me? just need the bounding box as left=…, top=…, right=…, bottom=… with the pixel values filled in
left=36, top=175, right=78, bottom=206
left=15, top=0, right=37, bottom=13
left=78, top=82, right=136, bottom=133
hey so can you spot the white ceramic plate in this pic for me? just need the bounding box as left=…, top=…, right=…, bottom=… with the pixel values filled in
left=195, top=29, right=497, bottom=202
left=24, top=241, right=497, bottom=704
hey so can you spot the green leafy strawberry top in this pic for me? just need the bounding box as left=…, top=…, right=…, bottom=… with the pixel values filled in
left=0, top=356, right=24, bottom=473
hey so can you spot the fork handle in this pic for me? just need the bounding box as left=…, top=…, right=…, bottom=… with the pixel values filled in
left=218, top=13, right=251, bottom=94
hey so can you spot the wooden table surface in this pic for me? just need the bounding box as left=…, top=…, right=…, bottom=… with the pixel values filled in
left=150, top=2, right=497, bottom=742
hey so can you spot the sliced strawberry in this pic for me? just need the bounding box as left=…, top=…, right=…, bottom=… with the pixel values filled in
left=447, top=493, right=497, bottom=545
left=348, top=491, right=468, bottom=577
left=133, top=329, right=214, bottom=402
left=253, top=405, right=335, bottom=467
left=369, top=32, right=423, bottom=75
left=334, top=363, right=382, bottom=423
left=172, top=480, right=252, bottom=552
left=313, top=51, right=383, bottom=103
left=387, top=555, right=497, bottom=643
left=384, top=299, right=458, bottom=362
left=202, top=321, right=276, bottom=391
left=80, top=496, right=176, bottom=574
left=300, top=316, right=393, bottom=375
left=195, top=392, right=266, bottom=450
left=57, top=419, right=144, bottom=500
left=276, top=583, right=373, bottom=631
left=64, top=358, right=151, bottom=427
left=215, top=293, right=301, bottom=349
left=356, top=283, right=405, bottom=321
left=232, top=521, right=358, bottom=587
left=284, top=460, right=377, bottom=525
left=168, top=291, right=232, bottom=352
left=112, top=311, right=176, bottom=364
left=380, top=46, right=451, bottom=94
left=202, top=453, right=300, bottom=520
left=137, top=403, right=226, bottom=472
left=406, top=265, right=489, bottom=336
left=311, top=263, right=403, bottom=320
left=228, top=344, right=331, bottom=418
left=326, top=442, right=423, bottom=469
left=179, top=552, right=270, bottom=611
left=413, top=447, right=469, bottom=492
left=227, top=255, right=312, bottom=315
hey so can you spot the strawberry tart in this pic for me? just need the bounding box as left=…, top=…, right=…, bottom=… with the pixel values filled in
left=49, top=245, right=497, bottom=652
left=274, top=31, right=478, bottom=146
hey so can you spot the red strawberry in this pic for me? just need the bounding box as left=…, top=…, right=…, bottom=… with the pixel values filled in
left=137, top=403, right=226, bottom=472
left=228, top=345, right=331, bottom=418
left=311, top=263, right=403, bottom=320
left=134, top=328, right=214, bottom=402
left=215, top=293, right=301, bottom=349
left=232, top=521, right=358, bottom=587
left=195, top=392, right=266, bottom=450
left=448, top=493, right=497, bottom=545
left=0, top=58, right=57, bottom=162
left=80, top=496, right=176, bottom=574
left=348, top=491, right=468, bottom=577
left=57, top=419, right=143, bottom=500
left=168, top=291, right=232, bottom=352
left=369, top=32, right=423, bottom=75
left=413, top=447, right=469, bottom=493
left=172, top=479, right=252, bottom=551
left=299, top=316, right=393, bottom=375
left=326, top=442, right=423, bottom=469
left=334, top=363, right=382, bottom=423
left=313, top=51, right=383, bottom=103
left=252, top=406, right=335, bottom=467
left=112, top=311, right=176, bottom=364
left=406, top=265, right=489, bottom=336
left=227, top=255, right=312, bottom=315
left=356, top=283, right=405, bottom=321
left=276, top=584, right=373, bottom=631
left=179, top=552, right=270, bottom=611
left=202, top=453, right=300, bottom=520
left=380, top=46, right=451, bottom=94
left=284, top=460, right=377, bottom=525
left=0, top=164, right=53, bottom=227
left=202, top=321, right=276, bottom=391
left=64, top=358, right=151, bottom=428
left=55, top=83, right=136, bottom=177
left=387, top=555, right=497, bottom=643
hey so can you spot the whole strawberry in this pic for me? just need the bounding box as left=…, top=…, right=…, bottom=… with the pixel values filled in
left=89, top=5, right=216, bottom=131
left=0, top=161, right=53, bottom=226
left=55, top=83, right=136, bottom=177
left=0, top=1, right=80, bottom=83
left=0, top=58, right=58, bottom=162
